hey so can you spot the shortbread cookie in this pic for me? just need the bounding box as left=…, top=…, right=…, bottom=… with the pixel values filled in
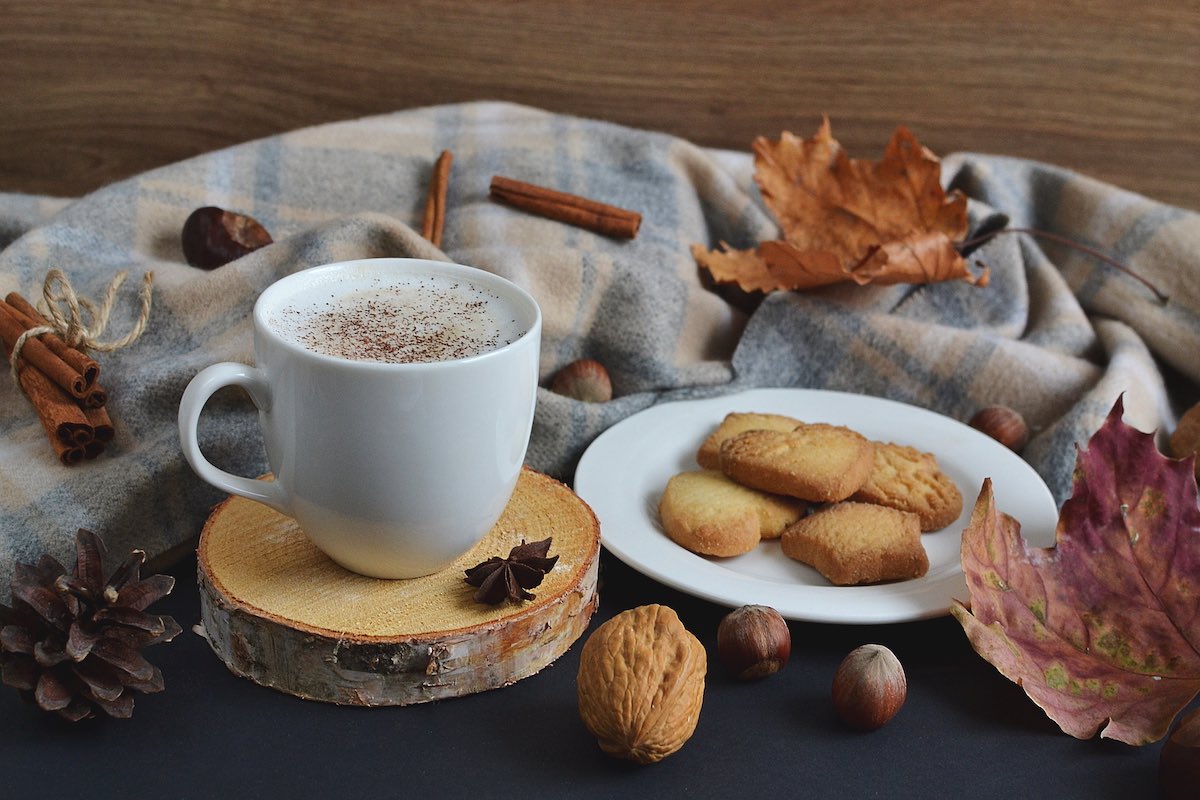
left=658, top=470, right=807, bottom=557
left=696, top=412, right=803, bottom=470
left=718, top=424, right=874, bottom=502
left=851, top=442, right=963, bottom=531
left=780, top=502, right=928, bottom=585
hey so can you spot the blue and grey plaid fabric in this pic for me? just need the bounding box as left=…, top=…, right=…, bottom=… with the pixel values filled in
left=1, top=102, right=1196, bottom=593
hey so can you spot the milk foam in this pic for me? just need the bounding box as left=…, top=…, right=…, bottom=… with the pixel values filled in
left=268, top=273, right=527, bottom=364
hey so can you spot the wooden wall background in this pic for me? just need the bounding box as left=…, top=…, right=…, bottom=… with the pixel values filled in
left=2, top=1, right=1198, bottom=210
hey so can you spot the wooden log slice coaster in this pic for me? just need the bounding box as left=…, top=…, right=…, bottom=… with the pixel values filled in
left=197, top=468, right=600, bottom=706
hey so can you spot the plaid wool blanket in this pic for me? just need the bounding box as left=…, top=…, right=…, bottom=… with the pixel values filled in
left=1, top=101, right=1196, bottom=593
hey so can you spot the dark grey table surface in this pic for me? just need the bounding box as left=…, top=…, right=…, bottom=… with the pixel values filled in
left=0, top=547, right=1181, bottom=799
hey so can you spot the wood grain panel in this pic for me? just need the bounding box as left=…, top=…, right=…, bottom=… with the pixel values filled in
left=2, top=0, right=1197, bottom=209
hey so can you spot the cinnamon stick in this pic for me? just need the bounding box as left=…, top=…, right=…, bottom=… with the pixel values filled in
left=61, top=421, right=94, bottom=446
left=85, top=405, right=114, bottom=443
left=489, top=175, right=641, bottom=239
left=0, top=301, right=88, bottom=399
left=4, top=292, right=99, bottom=387
left=82, top=386, right=108, bottom=409
left=1, top=332, right=95, bottom=465
left=421, top=150, right=453, bottom=248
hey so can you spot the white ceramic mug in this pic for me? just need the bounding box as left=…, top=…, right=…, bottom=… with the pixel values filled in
left=178, top=258, right=542, bottom=579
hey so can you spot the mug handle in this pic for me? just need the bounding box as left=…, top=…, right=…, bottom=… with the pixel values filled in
left=178, top=362, right=291, bottom=514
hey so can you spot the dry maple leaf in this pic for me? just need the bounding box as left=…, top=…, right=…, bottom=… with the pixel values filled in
left=952, top=397, right=1200, bottom=745
left=692, top=117, right=988, bottom=293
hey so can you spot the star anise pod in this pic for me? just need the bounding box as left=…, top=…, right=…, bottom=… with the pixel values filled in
left=0, top=529, right=182, bottom=721
left=464, top=537, right=559, bottom=605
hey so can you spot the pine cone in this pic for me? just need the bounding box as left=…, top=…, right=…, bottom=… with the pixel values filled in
left=0, top=529, right=181, bottom=720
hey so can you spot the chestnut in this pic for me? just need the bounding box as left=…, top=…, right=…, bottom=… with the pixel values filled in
left=716, top=604, right=791, bottom=680
left=831, top=644, right=906, bottom=731
left=181, top=206, right=273, bottom=269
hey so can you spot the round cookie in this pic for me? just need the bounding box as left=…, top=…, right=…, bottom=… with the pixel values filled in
left=658, top=470, right=806, bottom=557
left=851, top=442, right=963, bottom=531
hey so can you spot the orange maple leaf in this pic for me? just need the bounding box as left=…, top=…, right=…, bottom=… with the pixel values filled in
left=693, top=118, right=988, bottom=293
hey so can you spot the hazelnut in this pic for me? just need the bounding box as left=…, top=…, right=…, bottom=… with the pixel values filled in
left=831, top=644, right=906, bottom=731
left=1160, top=708, right=1200, bottom=800
left=181, top=206, right=273, bottom=269
left=968, top=405, right=1029, bottom=452
left=1168, top=401, right=1200, bottom=480
left=550, top=358, right=612, bottom=403
left=717, top=604, right=791, bottom=681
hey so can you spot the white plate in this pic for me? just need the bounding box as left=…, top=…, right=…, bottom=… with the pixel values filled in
left=574, top=388, right=1058, bottom=624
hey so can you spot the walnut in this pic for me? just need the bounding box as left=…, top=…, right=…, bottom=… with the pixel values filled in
left=576, top=604, right=706, bottom=764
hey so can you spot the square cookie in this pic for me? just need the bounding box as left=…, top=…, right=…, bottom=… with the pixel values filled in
left=696, top=412, right=803, bottom=470
left=780, top=501, right=928, bottom=585
left=718, top=423, right=874, bottom=502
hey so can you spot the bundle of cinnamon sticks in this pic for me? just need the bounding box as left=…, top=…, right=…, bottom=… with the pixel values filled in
left=0, top=293, right=114, bottom=464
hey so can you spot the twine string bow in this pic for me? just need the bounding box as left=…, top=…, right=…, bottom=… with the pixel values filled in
left=8, top=269, right=154, bottom=381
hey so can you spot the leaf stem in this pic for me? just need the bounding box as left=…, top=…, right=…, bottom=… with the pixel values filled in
left=957, top=227, right=1169, bottom=304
